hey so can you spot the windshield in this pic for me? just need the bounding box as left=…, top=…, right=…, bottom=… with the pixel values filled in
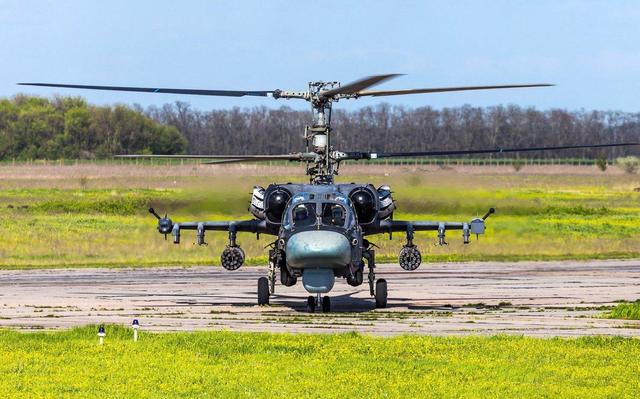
left=292, top=203, right=316, bottom=228
left=321, top=203, right=346, bottom=227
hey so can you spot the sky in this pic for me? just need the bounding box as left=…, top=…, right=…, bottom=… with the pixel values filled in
left=1, top=0, right=639, bottom=112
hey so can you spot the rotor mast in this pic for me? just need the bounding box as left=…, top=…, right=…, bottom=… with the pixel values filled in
left=263, top=81, right=342, bottom=184
left=305, top=81, right=339, bottom=184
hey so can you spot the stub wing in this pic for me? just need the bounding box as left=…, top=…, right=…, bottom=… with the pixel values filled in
left=171, top=220, right=268, bottom=243
left=366, top=208, right=495, bottom=246
left=148, top=207, right=273, bottom=271
left=360, top=209, right=495, bottom=271
left=376, top=219, right=485, bottom=245
left=149, top=206, right=269, bottom=241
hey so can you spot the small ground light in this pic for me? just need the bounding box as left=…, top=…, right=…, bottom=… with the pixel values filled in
left=97, top=325, right=106, bottom=345
left=132, top=319, right=139, bottom=342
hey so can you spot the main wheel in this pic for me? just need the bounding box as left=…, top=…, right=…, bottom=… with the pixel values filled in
left=307, top=295, right=316, bottom=312
left=347, top=269, right=364, bottom=286
left=257, top=277, right=270, bottom=305
left=322, top=296, right=331, bottom=313
left=280, top=267, right=297, bottom=287
left=375, top=279, right=387, bottom=308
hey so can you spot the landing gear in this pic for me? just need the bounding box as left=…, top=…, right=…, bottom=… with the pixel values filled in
left=364, top=244, right=388, bottom=308
left=268, top=261, right=276, bottom=294
left=322, top=296, right=331, bottom=312
left=363, top=246, right=376, bottom=297
left=306, top=294, right=331, bottom=312
left=375, top=279, right=387, bottom=308
left=307, top=295, right=316, bottom=312
left=257, top=277, right=270, bottom=305
left=346, top=268, right=363, bottom=286
left=280, top=266, right=297, bottom=287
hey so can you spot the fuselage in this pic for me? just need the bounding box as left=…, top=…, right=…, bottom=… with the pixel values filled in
left=249, top=183, right=394, bottom=294
left=280, top=189, right=362, bottom=293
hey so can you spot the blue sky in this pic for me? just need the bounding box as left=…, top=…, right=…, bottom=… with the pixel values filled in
left=1, top=0, right=639, bottom=111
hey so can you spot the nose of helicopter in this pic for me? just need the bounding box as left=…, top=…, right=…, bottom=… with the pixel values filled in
left=286, top=230, right=351, bottom=269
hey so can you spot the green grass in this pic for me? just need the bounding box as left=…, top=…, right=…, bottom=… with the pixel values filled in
left=0, top=326, right=639, bottom=398
left=605, top=302, right=640, bottom=320
left=0, top=170, right=639, bottom=268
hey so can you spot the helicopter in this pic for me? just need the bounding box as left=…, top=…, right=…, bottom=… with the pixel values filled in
left=19, top=75, right=639, bottom=312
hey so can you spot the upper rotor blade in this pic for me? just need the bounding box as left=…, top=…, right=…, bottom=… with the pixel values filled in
left=320, top=74, right=402, bottom=98
left=357, top=83, right=554, bottom=97
left=345, top=142, right=640, bottom=160
left=18, top=83, right=273, bottom=97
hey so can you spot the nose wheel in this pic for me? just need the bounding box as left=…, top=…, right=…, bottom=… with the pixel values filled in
left=307, top=294, right=331, bottom=312
left=307, top=296, right=316, bottom=312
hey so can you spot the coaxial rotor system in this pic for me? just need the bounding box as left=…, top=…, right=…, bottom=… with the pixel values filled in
left=19, top=75, right=638, bottom=183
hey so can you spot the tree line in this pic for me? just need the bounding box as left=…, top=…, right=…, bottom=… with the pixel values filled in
left=1, top=95, right=638, bottom=160
left=0, top=95, right=186, bottom=160
left=147, top=102, right=640, bottom=159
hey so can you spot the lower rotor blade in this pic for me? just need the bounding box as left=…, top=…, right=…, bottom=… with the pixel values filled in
left=18, top=83, right=273, bottom=97
left=357, top=83, right=554, bottom=97
left=201, top=158, right=297, bottom=165
left=115, top=153, right=311, bottom=163
left=344, top=142, right=639, bottom=160
left=115, top=154, right=301, bottom=160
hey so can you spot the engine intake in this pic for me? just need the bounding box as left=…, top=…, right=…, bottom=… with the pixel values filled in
left=349, top=187, right=377, bottom=224
left=265, top=187, right=292, bottom=224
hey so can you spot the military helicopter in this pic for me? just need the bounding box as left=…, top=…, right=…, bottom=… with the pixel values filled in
left=19, top=75, right=639, bottom=312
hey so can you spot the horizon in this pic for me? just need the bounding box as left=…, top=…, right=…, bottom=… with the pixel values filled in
left=3, top=92, right=639, bottom=115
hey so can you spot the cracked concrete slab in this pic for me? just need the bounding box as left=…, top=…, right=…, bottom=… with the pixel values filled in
left=0, top=260, right=639, bottom=336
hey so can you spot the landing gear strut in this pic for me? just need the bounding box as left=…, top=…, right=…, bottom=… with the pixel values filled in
left=364, top=245, right=388, bottom=308
left=363, top=247, right=376, bottom=297
left=267, top=251, right=276, bottom=295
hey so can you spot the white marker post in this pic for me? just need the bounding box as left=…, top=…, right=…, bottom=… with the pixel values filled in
left=97, top=325, right=106, bottom=345
left=132, top=319, right=139, bottom=342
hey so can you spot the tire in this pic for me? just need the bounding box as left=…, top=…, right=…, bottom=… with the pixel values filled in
left=307, top=295, right=316, bottom=312
left=257, top=277, right=270, bottom=305
left=280, top=267, right=297, bottom=287
left=322, top=296, right=331, bottom=313
left=375, top=279, right=387, bottom=308
left=347, top=269, right=363, bottom=287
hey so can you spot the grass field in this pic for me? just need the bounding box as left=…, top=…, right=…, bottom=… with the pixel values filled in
left=606, top=302, right=640, bottom=320
left=0, top=164, right=638, bottom=268
left=0, top=326, right=639, bottom=398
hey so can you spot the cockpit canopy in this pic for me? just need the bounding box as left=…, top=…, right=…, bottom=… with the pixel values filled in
left=322, top=203, right=346, bottom=226
left=292, top=203, right=316, bottom=228
left=283, top=192, right=354, bottom=230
